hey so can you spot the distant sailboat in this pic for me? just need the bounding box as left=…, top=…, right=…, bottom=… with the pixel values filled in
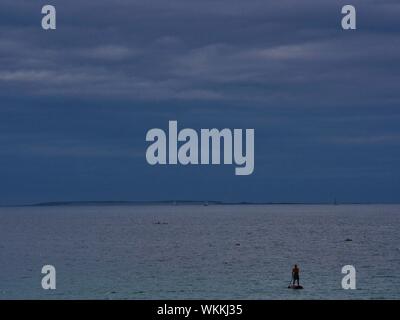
left=334, top=198, right=338, bottom=206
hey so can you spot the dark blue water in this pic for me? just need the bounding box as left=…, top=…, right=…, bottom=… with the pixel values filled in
left=0, top=204, right=399, bottom=299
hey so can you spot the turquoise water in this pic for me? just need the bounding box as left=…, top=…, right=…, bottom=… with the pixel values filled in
left=0, top=204, right=399, bottom=299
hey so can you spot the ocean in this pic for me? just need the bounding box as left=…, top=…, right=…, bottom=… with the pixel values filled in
left=0, top=204, right=399, bottom=299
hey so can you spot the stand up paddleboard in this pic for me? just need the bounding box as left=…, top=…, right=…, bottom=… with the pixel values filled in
left=288, top=285, right=303, bottom=289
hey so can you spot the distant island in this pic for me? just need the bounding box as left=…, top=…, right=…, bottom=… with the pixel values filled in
left=30, top=200, right=222, bottom=207
left=24, top=200, right=384, bottom=207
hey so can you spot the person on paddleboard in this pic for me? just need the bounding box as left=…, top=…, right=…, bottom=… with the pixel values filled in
left=292, top=264, right=300, bottom=286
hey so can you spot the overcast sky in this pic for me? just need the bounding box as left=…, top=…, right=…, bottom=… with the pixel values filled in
left=1, top=0, right=400, bottom=205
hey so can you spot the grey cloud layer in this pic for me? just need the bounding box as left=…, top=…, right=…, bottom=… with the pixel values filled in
left=1, top=0, right=400, bottom=105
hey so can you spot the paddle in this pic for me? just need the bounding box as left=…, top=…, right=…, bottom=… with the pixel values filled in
left=288, top=276, right=293, bottom=288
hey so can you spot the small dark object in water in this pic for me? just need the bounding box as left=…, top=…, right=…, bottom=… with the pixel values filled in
left=154, top=221, right=168, bottom=225
left=235, top=243, right=240, bottom=246
left=345, top=238, right=353, bottom=242
left=288, top=285, right=303, bottom=289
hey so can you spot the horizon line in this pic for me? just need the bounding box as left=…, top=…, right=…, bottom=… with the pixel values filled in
left=2, top=200, right=400, bottom=208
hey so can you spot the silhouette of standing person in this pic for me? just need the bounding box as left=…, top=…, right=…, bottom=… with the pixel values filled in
left=292, top=264, right=300, bottom=286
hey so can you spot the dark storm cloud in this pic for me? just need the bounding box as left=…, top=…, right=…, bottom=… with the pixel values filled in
left=0, top=0, right=399, bottom=104
left=1, top=0, right=400, bottom=204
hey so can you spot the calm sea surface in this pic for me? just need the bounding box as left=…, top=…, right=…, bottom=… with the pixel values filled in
left=0, top=204, right=399, bottom=299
